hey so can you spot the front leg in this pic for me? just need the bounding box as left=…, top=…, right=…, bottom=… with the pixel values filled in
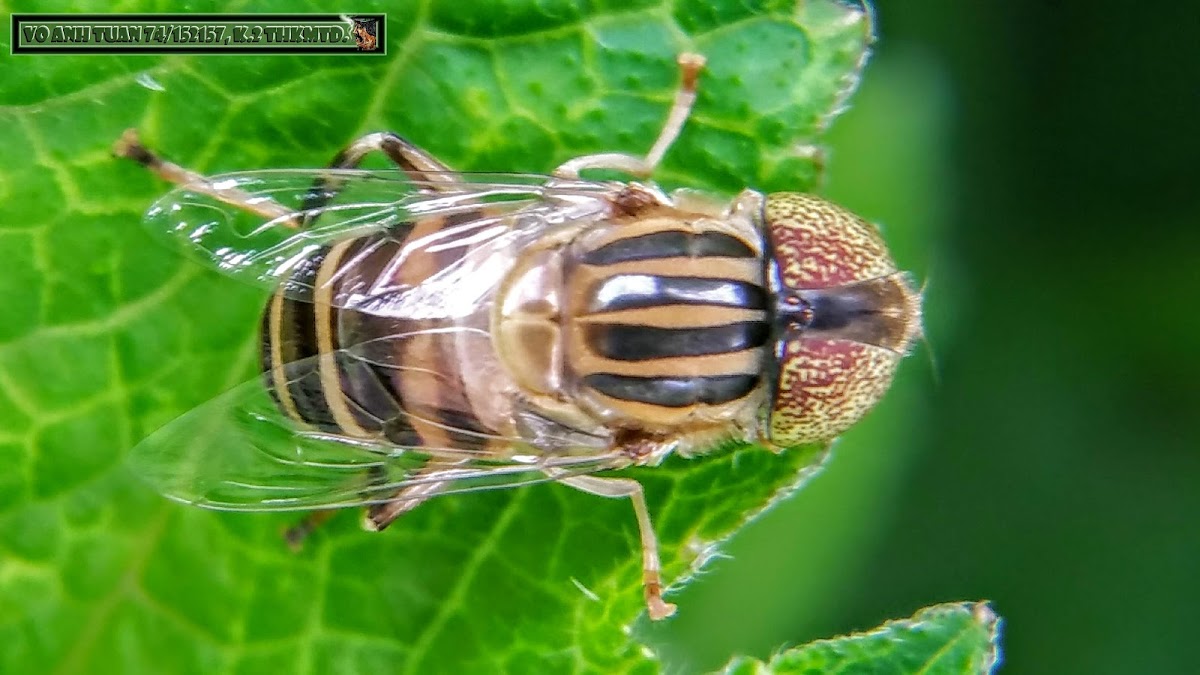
left=552, top=472, right=677, bottom=620
left=553, top=53, right=705, bottom=180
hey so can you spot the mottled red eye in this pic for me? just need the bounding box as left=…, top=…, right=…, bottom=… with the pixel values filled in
left=771, top=337, right=902, bottom=446
left=767, top=193, right=896, bottom=290
left=763, top=193, right=921, bottom=448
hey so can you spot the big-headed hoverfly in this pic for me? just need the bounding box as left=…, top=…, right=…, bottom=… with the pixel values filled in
left=115, top=54, right=921, bottom=620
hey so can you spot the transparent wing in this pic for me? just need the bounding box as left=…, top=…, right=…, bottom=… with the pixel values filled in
left=127, top=350, right=619, bottom=512
left=142, top=168, right=618, bottom=305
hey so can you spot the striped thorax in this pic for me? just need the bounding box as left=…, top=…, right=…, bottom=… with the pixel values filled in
left=496, top=191, right=770, bottom=454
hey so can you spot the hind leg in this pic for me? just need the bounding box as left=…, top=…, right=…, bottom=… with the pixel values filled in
left=113, top=130, right=297, bottom=224
left=283, top=510, right=338, bottom=551
left=112, top=129, right=460, bottom=229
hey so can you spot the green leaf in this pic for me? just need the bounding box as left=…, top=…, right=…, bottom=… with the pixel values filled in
left=0, top=1, right=896, bottom=673
left=721, top=602, right=1003, bottom=675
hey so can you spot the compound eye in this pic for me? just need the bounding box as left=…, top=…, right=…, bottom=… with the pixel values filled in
left=769, top=337, right=900, bottom=447
left=762, top=193, right=917, bottom=448
left=765, top=193, right=896, bottom=290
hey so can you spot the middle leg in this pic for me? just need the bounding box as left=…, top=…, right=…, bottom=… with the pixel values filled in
left=322, top=132, right=452, bottom=182
left=362, top=463, right=462, bottom=532
left=302, top=132, right=459, bottom=227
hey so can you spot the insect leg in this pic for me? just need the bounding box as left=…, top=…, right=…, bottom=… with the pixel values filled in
left=281, top=460, right=399, bottom=547
left=551, top=473, right=678, bottom=620
left=361, top=464, right=458, bottom=531
left=112, top=129, right=297, bottom=224
left=302, top=132, right=460, bottom=227
left=283, top=509, right=337, bottom=550
left=323, top=132, right=452, bottom=182
left=553, top=53, right=705, bottom=180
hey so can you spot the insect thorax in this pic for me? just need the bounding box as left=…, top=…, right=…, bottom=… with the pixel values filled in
left=495, top=206, right=772, bottom=438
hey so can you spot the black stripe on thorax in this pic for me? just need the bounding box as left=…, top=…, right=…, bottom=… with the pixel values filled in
left=585, top=321, right=769, bottom=361
left=582, top=230, right=756, bottom=266
left=587, top=275, right=767, bottom=314
left=584, top=373, right=759, bottom=408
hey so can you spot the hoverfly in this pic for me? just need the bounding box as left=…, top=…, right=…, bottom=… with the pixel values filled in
left=114, top=53, right=921, bottom=621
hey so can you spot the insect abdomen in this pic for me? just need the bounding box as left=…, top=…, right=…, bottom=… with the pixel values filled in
left=260, top=236, right=408, bottom=441
left=564, top=216, right=770, bottom=428
left=260, top=214, right=503, bottom=452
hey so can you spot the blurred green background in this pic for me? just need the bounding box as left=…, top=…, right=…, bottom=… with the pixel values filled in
left=655, top=2, right=1200, bottom=674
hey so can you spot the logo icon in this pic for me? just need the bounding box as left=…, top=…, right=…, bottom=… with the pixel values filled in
left=350, top=17, right=378, bottom=51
